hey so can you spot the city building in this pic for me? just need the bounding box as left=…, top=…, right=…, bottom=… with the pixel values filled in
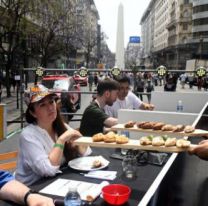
left=125, top=36, right=143, bottom=68
left=140, top=0, right=208, bottom=70
left=140, top=0, right=155, bottom=68
left=75, top=0, right=100, bottom=68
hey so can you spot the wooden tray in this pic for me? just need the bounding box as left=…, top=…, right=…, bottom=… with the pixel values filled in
left=74, top=137, right=196, bottom=153
left=111, top=124, right=208, bottom=137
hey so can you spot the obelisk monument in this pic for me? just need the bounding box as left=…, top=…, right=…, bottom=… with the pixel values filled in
left=115, top=3, right=125, bottom=70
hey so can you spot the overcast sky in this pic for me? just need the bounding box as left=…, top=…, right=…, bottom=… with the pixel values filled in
left=94, top=0, right=151, bottom=53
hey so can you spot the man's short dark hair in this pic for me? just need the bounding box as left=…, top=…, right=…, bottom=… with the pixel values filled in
left=97, top=79, right=119, bottom=96
left=116, top=75, right=130, bottom=85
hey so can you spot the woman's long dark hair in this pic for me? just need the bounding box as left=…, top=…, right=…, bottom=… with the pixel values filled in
left=25, top=101, right=79, bottom=161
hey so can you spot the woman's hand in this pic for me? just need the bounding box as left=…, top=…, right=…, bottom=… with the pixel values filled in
left=189, top=140, right=208, bottom=161
left=58, top=129, right=82, bottom=144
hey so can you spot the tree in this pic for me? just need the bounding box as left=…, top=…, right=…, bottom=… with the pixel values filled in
left=0, top=0, right=35, bottom=97
left=29, top=0, right=77, bottom=67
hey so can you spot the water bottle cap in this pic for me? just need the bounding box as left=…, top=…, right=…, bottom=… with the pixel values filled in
left=67, top=185, right=78, bottom=192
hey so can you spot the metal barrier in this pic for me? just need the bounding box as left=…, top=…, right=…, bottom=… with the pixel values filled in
left=0, top=104, right=7, bottom=140
left=6, top=67, right=203, bottom=132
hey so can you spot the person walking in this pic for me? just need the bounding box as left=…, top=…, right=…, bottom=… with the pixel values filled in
left=135, top=73, right=145, bottom=101
left=88, top=73, right=94, bottom=92
left=145, top=80, right=154, bottom=104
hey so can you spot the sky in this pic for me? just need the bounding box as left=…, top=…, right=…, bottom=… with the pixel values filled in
left=94, top=0, right=151, bottom=53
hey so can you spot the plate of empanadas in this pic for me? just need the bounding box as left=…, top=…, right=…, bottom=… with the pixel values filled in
left=74, top=135, right=196, bottom=153
left=92, top=131, right=129, bottom=144
left=139, top=135, right=191, bottom=149
left=111, top=122, right=208, bottom=137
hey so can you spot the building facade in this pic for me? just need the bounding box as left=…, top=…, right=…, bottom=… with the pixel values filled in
left=125, top=38, right=143, bottom=69
left=75, top=0, right=100, bottom=68
left=140, top=0, right=208, bottom=70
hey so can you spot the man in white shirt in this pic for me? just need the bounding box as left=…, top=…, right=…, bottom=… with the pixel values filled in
left=105, top=76, right=154, bottom=118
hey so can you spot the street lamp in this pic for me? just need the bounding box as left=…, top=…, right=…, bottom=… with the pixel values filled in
left=200, top=37, right=203, bottom=59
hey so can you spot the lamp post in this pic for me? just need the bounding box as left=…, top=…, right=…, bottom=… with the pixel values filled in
left=200, top=37, right=203, bottom=59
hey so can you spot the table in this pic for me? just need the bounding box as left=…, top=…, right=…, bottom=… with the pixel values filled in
left=0, top=148, right=165, bottom=206
left=2, top=103, right=208, bottom=205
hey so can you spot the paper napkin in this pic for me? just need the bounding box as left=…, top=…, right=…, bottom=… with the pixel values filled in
left=78, top=181, right=109, bottom=202
left=84, top=170, right=117, bottom=180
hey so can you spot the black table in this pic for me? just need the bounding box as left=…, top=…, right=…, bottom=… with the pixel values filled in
left=0, top=148, right=164, bottom=206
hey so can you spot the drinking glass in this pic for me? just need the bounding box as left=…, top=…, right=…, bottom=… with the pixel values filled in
left=122, top=154, right=137, bottom=179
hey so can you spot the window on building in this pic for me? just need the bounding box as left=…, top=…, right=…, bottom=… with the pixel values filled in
left=193, top=5, right=208, bottom=13
left=193, top=18, right=208, bottom=26
left=182, top=37, right=187, bottom=44
left=184, top=0, right=189, bottom=4
left=183, top=10, right=189, bottom=17
left=183, top=24, right=188, bottom=30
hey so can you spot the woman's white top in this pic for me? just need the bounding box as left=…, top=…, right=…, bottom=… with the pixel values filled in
left=15, top=124, right=91, bottom=186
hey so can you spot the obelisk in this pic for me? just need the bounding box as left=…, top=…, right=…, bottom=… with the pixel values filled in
left=115, top=3, right=125, bottom=70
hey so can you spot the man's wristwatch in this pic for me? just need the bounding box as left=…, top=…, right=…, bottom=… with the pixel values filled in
left=24, top=190, right=38, bottom=205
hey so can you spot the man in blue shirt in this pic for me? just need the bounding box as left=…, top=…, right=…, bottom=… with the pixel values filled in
left=0, top=170, right=54, bottom=206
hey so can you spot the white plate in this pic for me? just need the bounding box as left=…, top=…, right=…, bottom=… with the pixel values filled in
left=68, top=156, right=109, bottom=171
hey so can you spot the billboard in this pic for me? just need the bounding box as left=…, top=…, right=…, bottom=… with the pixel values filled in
left=129, top=36, right=140, bottom=43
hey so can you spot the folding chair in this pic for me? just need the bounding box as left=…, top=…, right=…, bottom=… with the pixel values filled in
left=0, top=151, right=18, bottom=170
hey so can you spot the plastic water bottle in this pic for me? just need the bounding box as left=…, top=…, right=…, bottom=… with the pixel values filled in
left=64, top=185, right=81, bottom=206
left=176, top=100, right=183, bottom=112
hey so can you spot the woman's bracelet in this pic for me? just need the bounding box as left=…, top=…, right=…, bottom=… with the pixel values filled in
left=53, top=143, right=64, bottom=150
left=24, top=190, right=38, bottom=206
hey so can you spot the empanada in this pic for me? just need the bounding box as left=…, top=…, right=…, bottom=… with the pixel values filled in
left=92, top=160, right=102, bottom=168
left=184, top=125, right=195, bottom=133
left=124, top=121, right=136, bottom=128
left=172, top=125, right=185, bottom=132
left=152, top=136, right=165, bottom=146
left=176, top=139, right=191, bottom=148
left=161, top=124, right=175, bottom=131
left=104, top=131, right=116, bottom=143
left=116, top=135, right=129, bottom=144
left=137, top=121, right=148, bottom=128
left=140, top=136, right=152, bottom=145
left=140, top=121, right=156, bottom=129
left=152, top=122, right=165, bottom=130
left=92, top=133, right=105, bottom=142
left=165, top=138, right=176, bottom=147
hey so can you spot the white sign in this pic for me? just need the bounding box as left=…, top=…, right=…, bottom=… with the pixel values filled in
left=14, top=75, right=20, bottom=80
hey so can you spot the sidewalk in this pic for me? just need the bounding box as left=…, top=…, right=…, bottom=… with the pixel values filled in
left=1, top=87, right=24, bottom=135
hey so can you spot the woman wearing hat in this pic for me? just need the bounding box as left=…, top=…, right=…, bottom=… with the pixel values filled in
left=15, top=84, right=91, bottom=186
